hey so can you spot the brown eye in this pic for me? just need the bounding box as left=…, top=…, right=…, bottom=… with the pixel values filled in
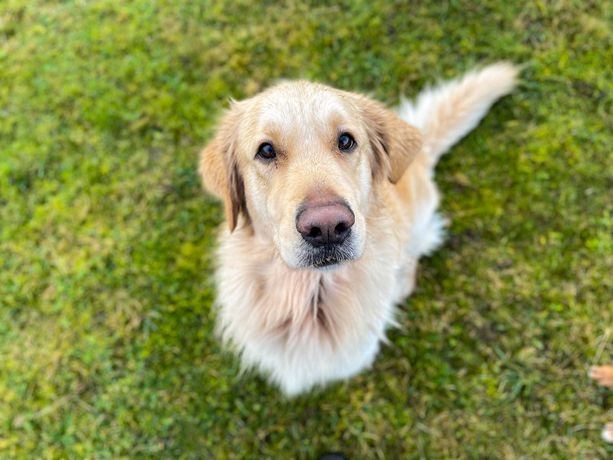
left=338, top=133, right=356, bottom=152
left=256, top=142, right=276, bottom=160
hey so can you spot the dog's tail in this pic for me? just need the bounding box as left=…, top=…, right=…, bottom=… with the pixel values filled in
left=398, top=62, right=519, bottom=166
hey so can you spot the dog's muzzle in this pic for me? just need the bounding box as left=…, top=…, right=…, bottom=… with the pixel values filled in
left=296, top=200, right=356, bottom=268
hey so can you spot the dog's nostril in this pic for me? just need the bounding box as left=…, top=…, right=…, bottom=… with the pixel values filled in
left=334, top=222, right=348, bottom=235
left=308, top=227, right=322, bottom=238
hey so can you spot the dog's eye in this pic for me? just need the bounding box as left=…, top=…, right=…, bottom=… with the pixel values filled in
left=338, top=133, right=356, bottom=152
left=256, top=143, right=276, bottom=161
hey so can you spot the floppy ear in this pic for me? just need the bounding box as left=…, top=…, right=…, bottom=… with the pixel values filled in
left=199, top=105, right=248, bottom=231
left=357, top=96, right=422, bottom=183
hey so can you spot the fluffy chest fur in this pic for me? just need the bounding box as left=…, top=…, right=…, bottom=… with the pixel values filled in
left=214, top=211, right=405, bottom=395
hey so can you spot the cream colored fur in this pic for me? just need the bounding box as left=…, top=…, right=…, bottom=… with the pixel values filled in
left=200, top=63, right=519, bottom=395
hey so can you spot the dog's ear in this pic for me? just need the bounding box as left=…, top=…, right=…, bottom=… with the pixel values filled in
left=199, top=104, right=248, bottom=231
left=356, top=96, right=422, bottom=184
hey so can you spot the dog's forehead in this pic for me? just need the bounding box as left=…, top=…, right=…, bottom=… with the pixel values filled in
left=253, top=82, right=353, bottom=132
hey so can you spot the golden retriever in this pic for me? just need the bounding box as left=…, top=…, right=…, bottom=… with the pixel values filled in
left=199, top=63, right=518, bottom=395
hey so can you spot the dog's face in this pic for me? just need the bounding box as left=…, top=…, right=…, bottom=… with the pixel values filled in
left=200, top=81, right=421, bottom=269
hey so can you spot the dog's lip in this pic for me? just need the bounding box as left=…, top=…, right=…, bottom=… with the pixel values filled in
left=305, top=244, right=354, bottom=268
left=312, top=255, right=341, bottom=268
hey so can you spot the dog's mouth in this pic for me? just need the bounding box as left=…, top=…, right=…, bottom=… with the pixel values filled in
left=301, top=243, right=355, bottom=269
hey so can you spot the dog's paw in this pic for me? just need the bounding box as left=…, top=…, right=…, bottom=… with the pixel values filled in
left=589, top=365, right=613, bottom=388
left=602, top=422, right=613, bottom=443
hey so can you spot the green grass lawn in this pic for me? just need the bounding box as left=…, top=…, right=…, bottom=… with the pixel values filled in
left=1, top=0, right=611, bottom=458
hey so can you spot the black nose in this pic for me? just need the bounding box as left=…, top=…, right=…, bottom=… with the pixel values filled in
left=296, top=202, right=355, bottom=247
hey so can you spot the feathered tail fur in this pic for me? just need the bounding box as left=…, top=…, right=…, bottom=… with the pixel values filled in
left=398, top=62, right=519, bottom=166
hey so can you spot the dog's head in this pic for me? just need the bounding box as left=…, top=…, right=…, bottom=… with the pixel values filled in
left=200, top=81, right=421, bottom=269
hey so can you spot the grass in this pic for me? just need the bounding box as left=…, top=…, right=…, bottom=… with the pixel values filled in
left=0, top=0, right=611, bottom=458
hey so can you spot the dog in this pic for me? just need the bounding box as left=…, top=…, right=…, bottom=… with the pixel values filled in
left=199, top=63, right=518, bottom=395
left=590, top=365, right=613, bottom=443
